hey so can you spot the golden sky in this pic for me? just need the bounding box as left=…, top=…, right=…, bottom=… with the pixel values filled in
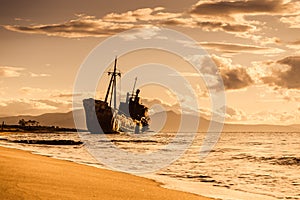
left=1, top=0, right=300, bottom=125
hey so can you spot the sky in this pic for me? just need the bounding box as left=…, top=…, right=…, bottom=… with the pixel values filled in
left=1, top=0, right=300, bottom=125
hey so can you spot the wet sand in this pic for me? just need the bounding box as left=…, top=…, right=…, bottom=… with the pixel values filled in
left=0, top=146, right=213, bottom=200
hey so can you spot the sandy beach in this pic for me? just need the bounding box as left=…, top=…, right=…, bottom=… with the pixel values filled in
left=0, top=146, right=212, bottom=200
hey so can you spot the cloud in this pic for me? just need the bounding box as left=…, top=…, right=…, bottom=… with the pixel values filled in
left=223, top=106, right=247, bottom=121
left=183, top=55, right=253, bottom=90
left=190, top=0, right=298, bottom=17
left=0, top=66, right=24, bottom=77
left=221, top=68, right=253, bottom=90
left=0, top=6, right=260, bottom=39
left=3, top=1, right=299, bottom=43
left=286, top=40, right=300, bottom=53
left=142, top=98, right=181, bottom=114
left=29, top=72, right=50, bottom=77
left=4, top=8, right=182, bottom=38
left=183, top=55, right=224, bottom=90
left=20, top=87, right=48, bottom=95
left=0, top=98, right=72, bottom=116
left=188, top=0, right=300, bottom=40
left=200, top=42, right=284, bottom=54
left=212, top=55, right=253, bottom=89
left=261, top=56, right=300, bottom=89
left=118, top=26, right=161, bottom=40
left=280, top=15, right=300, bottom=28
left=190, top=16, right=258, bottom=40
left=4, top=15, right=137, bottom=38
left=158, top=18, right=196, bottom=28
left=195, top=20, right=255, bottom=33
left=103, top=7, right=181, bottom=22
left=247, top=110, right=298, bottom=125
left=208, top=105, right=248, bottom=123
left=184, top=54, right=218, bottom=75
left=20, top=87, right=78, bottom=100
left=290, top=40, right=300, bottom=45
left=0, top=86, right=7, bottom=96
left=0, top=66, right=51, bottom=78
left=160, top=16, right=258, bottom=34
left=33, top=99, right=71, bottom=110
left=14, top=18, right=31, bottom=22
left=273, top=88, right=300, bottom=102
left=51, top=93, right=82, bottom=98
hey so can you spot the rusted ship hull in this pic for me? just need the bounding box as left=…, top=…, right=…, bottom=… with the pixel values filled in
left=83, top=98, right=136, bottom=133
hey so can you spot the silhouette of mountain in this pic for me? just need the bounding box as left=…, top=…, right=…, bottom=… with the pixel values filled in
left=151, top=110, right=300, bottom=132
left=150, top=110, right=210, bottom=132
left=289, top=124, right=300, bottom=130
left=0, top=111, right=78, bottom=128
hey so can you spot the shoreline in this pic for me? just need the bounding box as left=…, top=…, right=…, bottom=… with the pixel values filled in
left=0, top=146, right=213, bottom=200
left=145, top=175, right=279, bottom=200
left=0, top=132, right=288, bottom=200
left=0, top=135, right=282, bottom=200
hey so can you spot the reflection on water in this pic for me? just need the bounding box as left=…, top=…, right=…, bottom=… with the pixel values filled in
left=0, top=131, right=299, bottom=200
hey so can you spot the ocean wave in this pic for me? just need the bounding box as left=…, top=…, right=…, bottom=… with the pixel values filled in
left=110, top=139, right=158, bottom=143
left=261, top=156, right=300, bottom=166
left=7, top=139, right=83, bottom=145
left=232, top=154, right=300, bottom=166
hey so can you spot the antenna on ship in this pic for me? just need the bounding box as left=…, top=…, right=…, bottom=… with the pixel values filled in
left=104, top=56, right=121, bottom=110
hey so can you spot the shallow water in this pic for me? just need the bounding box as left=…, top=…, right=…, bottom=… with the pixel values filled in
left=0, top=131, right=299, bottom=200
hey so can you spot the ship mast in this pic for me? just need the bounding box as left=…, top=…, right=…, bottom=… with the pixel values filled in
left=104, top=57, right=121, bottom=109
left=131, top=77, right=137, bottom=97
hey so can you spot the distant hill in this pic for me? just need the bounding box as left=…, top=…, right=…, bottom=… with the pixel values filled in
left=1, top=110, right=299, bottom=132
left=0, top=111, right=77, bottom=128
left=151, top=111, right=300, bottom=132
left=150, top=110, right=210, bottom=132
left=289, top=124, right=300, bottom=130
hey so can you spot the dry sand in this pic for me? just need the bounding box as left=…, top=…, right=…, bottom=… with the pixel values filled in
left=0, top=147, right=213, bottom=200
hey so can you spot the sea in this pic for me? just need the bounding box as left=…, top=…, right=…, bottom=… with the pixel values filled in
left=0, top=131, right=299, bottom=200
